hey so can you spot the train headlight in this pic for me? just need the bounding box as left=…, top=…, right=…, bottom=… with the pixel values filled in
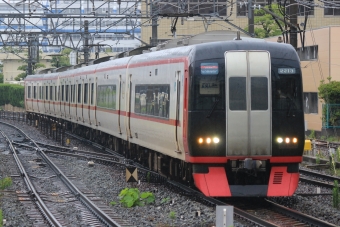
left=213, top=137, right=220, bottom=144
left=277, top=137, right=283, bottom=143
left=285, top=138, right=290, bottom=143
left=206, top=138, right=212, bottom=144
left=198, top=138, right=204, bottom=144
left=292, top=138, right=298, bottom=143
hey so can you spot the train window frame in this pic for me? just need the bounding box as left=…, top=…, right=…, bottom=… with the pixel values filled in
left=229, top=77, right=247, bottom=111
left=96, top=84, right=116, bottom=109
left=45, top=86, right=48, bottom=100
left=28, top=86, right=32, bottom=99
left=134, top=84, right=170, bottom=119
left=49, top=86, right=53, bottom=101
left=78, top=84, right=82, bottom=103
left=62, top=85, right=65, bottom=101
left=33, top=86, right=36, bottom=99
left=84, top=83, right=88, bottom=104
left=66, top=85, right=69, bottom=102
left=91, top=83, right=94, bottom=105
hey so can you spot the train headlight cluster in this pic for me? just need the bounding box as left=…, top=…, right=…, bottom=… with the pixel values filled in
left=198, top=137, right=220, bottom=144
left=277, top=137, right=298, bottom=144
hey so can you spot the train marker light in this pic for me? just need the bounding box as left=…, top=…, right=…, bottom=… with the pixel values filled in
left=292, top=138, right=298, bottom=143
left=206, top=138, right=212, bottom=144
left=213, top=137, right=220, bottom=144
left=198, top=138, right=204, bottom=144
left=285, top=138, right=290, bottom=143
left=277, top=137, right=283, bottom=143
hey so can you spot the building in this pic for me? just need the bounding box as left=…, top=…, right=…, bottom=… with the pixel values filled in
left=141, top=0, right=340, bottom=45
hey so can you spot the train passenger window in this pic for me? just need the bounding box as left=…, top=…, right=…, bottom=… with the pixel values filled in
left=78, top=84, right=82, bottom=103
left=96, top=85, right=116, bottom=109
left=135, top=84, right=170, bottom=118
left=45, top=86, right=48, bottom=100
left=229, top=77, right=246, bottom=111
left=50, top=86, right=53, bottom=101
left=28, top=86, right=31, bottom=98
left=55, top=86, right=58, bottom=101
left=251, top=77, right=268, bottom=110
left=84, top=83, right=88, bottom=104
left=62, top=85, right=65, bottom=101
left=66, top=85, right=69, bottom=102
left=33, top=86, right=36, bottom=99
left=91, top=83, right=94, bottom=105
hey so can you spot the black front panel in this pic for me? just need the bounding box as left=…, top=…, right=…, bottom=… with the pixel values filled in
left=188, top=58, right=226, bottom=157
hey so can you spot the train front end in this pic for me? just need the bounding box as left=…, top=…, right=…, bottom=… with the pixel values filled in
left=187, top=41, right=304, bottom=197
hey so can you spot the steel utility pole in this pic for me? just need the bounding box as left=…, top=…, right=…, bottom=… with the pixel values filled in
left=84, top=20, right=89, bottom=65
left=248, top=0, right=254, bottom=37
left=289, top=0, right=298, bottom=49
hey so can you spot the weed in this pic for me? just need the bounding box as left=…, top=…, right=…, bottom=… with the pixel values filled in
left=160, top=197, right=170, bottom=204
left=316, top=152, right=321, bottom=164
left=333, top=180, right=339, bottom=208
left=118, top=187, right=155, bottom=208
left=309, top=130, right=315, bottom=139
left=0, top=177, right=12, bottom=190
left=169, top=211, right=176, bottom=227
left=0, top=209, right=2, bottom=227
left=109, top=201, right=117, bottom=206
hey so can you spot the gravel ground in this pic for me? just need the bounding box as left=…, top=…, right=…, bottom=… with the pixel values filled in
left=1, top=119, right=340, bottom=226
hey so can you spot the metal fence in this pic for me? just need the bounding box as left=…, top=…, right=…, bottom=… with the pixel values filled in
left=322, top=104, right=340, bottom=129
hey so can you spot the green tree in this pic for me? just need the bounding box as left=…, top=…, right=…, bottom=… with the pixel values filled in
left=0, top=73, right=3, bottom=83
left=318, top=78, right=340, bottom=127
left=245, top=4, right=284, bottom=38
left=15, top=62, right=46, bottom=81
left=50, top=48, right=72, bottom=68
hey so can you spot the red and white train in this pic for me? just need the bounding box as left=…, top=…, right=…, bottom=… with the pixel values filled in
left=25, top=39, right=305, bottom=197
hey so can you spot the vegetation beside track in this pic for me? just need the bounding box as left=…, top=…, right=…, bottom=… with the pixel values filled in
left=0, top=84, right=24, bottom=108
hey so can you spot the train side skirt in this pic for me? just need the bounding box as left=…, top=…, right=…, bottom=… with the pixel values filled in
left=267, top=166, right=300, bottom=196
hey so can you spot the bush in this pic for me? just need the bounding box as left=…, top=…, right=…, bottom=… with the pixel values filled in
left=0, top=84, right=24, bottom=108
left=117, top=187, right=155, bottom=208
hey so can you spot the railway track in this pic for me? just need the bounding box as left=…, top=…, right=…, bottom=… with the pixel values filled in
left=0, top=121, right=131, bottom=227
left=299, top=168, right=340, bottom=190
left=1, top=114, right=339, bottom=226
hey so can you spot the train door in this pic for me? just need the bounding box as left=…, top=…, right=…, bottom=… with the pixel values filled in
left=89, top=78, right=97, bottom=125
left=125, top=74, right=132, bottom=139
left=225, top=51, right=271, bottom=156
left=175, top=71, right=182, bottom=152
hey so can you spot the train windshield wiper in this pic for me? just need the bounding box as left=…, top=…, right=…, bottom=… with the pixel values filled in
left=206, top=98, right=219, bottom=118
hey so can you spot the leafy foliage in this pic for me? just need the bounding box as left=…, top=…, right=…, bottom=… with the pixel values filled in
left=118, top=187, right=155, bottom=208
left=0, top=209, right=2, bottom=227
left=50, top=48, right=72, bottom=68
left=333, top=180, right=339, bottom=208
left=15, top=62, right=46, bottom=81
left=0, top=177, right=12, bottom=190
left=245, top=4, right=284, bottom=38
left=0, top=73, right=3, bottom=83
left=319, top=79, right=340, bottom=127
left=0, top=84, right=25, bottom=108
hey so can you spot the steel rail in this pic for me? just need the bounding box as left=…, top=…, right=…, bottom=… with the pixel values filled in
left=0, top=121, right=122, bottom=227
left=0, top=130, right=62, bottom=227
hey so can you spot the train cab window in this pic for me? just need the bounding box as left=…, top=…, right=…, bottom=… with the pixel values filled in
left=135, top=84, right=170, bottom=118
left=96, top=85, right=116, bottom=109
left=91, top=83, right=94, bottom=105
left=62, top=85, right=65, bottom=101
left=28, top=86, right=32, bottom=98
left=251, top=77, right=268, bottom=110
left=66, top=85, right=69, bottom=102
left=229, top=77, right=246, bottom=111
left=33, top=86, right=37, bottom=99
left=50, top=86, right=53, bottom=101
left=84, top=83, right=88, bottom=104
left=78, top=84, right=82, bottom=103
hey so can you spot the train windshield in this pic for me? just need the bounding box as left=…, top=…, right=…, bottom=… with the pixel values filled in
left=191, top=60, right=225, bottom=111
left=272, top=69, right=302, bottom=112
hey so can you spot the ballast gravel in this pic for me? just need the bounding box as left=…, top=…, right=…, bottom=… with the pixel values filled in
left=1, top=119, right=340, bottom=226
